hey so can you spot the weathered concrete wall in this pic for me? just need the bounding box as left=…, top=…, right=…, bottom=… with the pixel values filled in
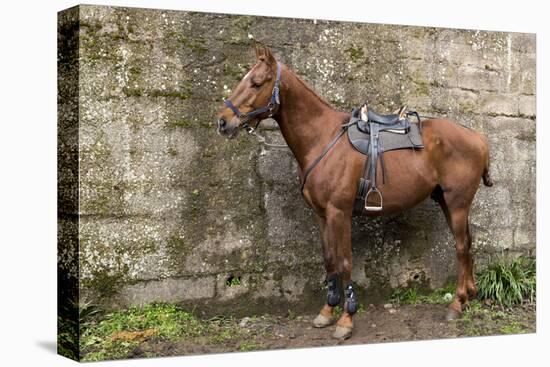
left=58, top=5, right=536, bottom=315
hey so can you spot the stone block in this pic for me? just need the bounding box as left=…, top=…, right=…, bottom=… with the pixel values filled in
left=116, top=276, right=216, bottom=307
left=431, top=87, right=479, bottom=115
left=458, top=65, right=502, bottom=92
left=399, top=28, right=436, bottom=61
left=257, top=141, right=298, bottom=187
left=511, top=33, right=536, bottom=54
left=79, top=216, right=181, bottom=281
left=519, top=94, right=536, bottom=117
left=519, top=53, right=536, bottom=95
left=435, top=34, right=480, bottom=67
left=215, top=273, right=250, bottom=301
left=281, top=275, right=308, bottom=301
left=480, top=92, right=519, bottom=116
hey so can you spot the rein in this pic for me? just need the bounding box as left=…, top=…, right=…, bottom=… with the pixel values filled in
left=300, top=122, right=353, bottom=194
left=224, top=62, right=282, bottom=133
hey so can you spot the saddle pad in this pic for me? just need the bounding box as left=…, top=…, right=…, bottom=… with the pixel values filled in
left=347, top=122, right=424, bottom=155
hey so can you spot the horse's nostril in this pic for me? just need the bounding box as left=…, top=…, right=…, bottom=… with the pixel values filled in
left=218, top=118, right=227, bottom=128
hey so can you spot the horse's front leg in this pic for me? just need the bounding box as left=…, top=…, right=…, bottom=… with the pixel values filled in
left=312, top=207, right=357, bottom=340
left=312, top=214, right=338, bottom=329
left=330, top=207, right=356, bottom=340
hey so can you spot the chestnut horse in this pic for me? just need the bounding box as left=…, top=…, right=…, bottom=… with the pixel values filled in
left=217, top=44, right=492, bottom=340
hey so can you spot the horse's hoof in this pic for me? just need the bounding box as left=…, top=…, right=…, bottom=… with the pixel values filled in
left=446, top=308, right=462, bottom=321
left=332, top=325, right=353, bottom=340
left=313, top=314, right=334, bottom=328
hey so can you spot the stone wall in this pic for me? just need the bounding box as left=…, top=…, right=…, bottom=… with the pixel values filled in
left=58, top=5, right=536, bottom=316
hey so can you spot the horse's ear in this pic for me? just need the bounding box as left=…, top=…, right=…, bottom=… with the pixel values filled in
left=253, top=41, right=276, bottom=66
left=252, top=39, right=261, bottom=58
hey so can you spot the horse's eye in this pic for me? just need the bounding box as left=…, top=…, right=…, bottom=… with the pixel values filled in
left=251, top=82, right=261, bottom=89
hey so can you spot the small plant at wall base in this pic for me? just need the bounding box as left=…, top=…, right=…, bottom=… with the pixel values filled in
left=390, top=287, right=420, bottom=305
left=476, top=256, right=536, bottom=307
left=390, top=284, right=456, bottom=305
left=225, top=275, right=242, bottom=287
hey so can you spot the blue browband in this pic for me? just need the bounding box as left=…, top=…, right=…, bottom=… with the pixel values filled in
left=224, top=62, right=281, bottom=132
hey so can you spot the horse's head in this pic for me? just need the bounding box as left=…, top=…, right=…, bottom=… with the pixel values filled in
left=217, top=43, right=281, bottom=138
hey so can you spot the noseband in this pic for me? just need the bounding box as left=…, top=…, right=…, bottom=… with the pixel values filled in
left=224, top=62, right=282, bottom=133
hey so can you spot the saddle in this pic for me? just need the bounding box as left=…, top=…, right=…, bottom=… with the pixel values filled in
left=347, top=104, right=424, bottom=215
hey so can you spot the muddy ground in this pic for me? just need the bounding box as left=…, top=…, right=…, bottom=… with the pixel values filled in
left=123, top=302, right=535, bottom=359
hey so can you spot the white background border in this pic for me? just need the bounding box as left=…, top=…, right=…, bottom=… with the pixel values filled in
left=0, top=1, right=546, bottom=366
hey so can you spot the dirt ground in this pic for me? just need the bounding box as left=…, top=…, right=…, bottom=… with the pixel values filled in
left=127, top=302, right=536, bottom=359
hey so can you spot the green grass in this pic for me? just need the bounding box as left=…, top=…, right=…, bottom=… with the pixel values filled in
left=499, top=321, right=524, bottom=334
left=390, top=284, right=456, bottom=305
left=79, top=303, right=272, bottom=361
left=458, top=299, right=534, bottom=336
left=80, top=303, right=208, bottom=361
left=238, top=341, right=265, bottom=352
left=476, top=256, right=536, bottom=307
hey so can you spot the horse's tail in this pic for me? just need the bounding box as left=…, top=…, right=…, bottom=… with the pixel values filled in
left=481, top=134, right=493, bottom=187
left=482, top=167, right=493, bottom=187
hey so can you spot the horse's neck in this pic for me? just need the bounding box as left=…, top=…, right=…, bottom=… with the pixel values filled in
left=275, top=66, right=348, bottom=173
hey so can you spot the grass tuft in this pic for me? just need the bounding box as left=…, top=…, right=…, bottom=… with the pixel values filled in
left=390, top=287, right=420, bottom=305
left=476, top=256, right=536, bottom=307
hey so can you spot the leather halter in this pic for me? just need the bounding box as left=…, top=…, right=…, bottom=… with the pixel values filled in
left=224, top=62, right=282, bottom=133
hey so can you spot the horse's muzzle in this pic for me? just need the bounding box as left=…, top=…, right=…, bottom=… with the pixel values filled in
left=217, top=117, right=239, bottom=138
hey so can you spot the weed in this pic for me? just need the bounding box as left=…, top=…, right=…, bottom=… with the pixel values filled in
left=390, top=284, right=456, bottom=305
left=238, top=341, right=265, bottom=352
left=477, top=256, right=536, bottom=307
left=390, top=287, right=420, bottom=305
left=58, top=295, right=94, bottom=360
left=226, top=275, right=242, bottom=287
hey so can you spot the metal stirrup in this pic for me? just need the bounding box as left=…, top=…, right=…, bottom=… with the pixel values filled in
left=364, top=187, right=383, bottom=212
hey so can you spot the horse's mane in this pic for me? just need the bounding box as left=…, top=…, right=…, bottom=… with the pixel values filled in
left=285, top=66, right=335, bottom=110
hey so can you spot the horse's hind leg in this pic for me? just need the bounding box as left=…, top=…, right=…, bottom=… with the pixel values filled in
left=436, top=189, right=476, bottom=321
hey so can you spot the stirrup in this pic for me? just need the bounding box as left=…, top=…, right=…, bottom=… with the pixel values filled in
left=364, top=187, right=383, bottom=212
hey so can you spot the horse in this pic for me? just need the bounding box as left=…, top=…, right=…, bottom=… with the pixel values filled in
left=216, top=43, right=493, bottom=340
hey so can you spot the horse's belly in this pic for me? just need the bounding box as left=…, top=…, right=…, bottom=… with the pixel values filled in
left=362, top=149, right=438, bottom=216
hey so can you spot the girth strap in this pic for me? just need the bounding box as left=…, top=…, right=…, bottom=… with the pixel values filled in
left=368, top=121, right=380, bottom=190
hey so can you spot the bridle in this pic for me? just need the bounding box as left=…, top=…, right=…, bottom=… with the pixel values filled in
left=224, top=62, right=282, bottom=133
